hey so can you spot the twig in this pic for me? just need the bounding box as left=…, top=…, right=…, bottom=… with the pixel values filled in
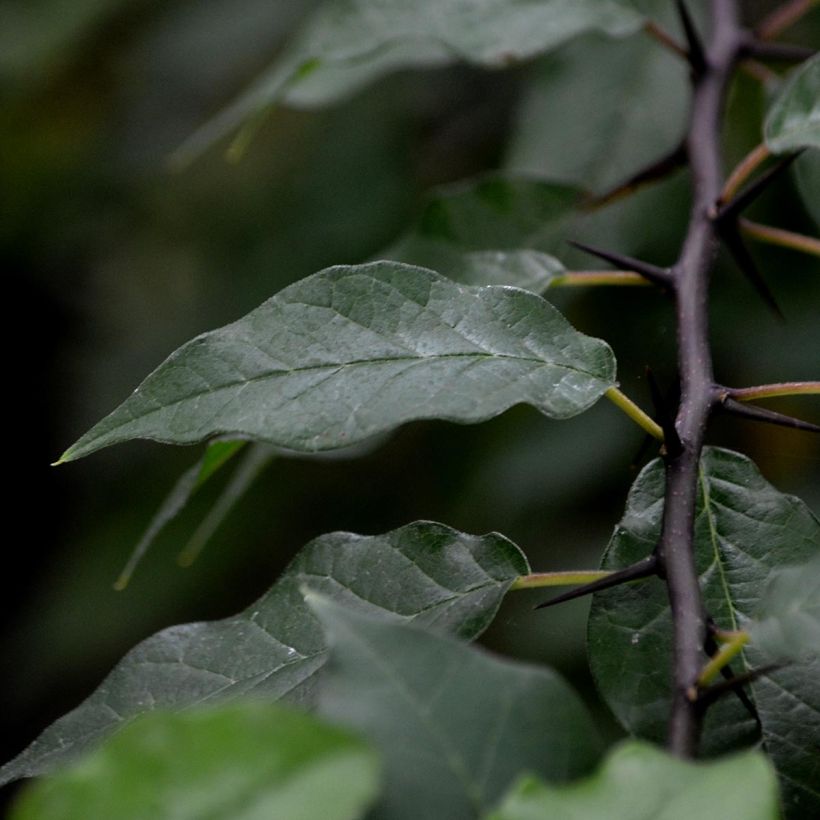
left=725, top=381, right=820, bottom=401
left=511, top=570, right=611, bottom=591
left=719, top=143, right=771, bottom=206
left=740, top=218, right=820, bottom=257
left=755, top=0, right=818, bottom=41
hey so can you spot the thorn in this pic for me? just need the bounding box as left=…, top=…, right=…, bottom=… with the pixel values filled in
left=535, top=555, right=658, bottom=610
left=568, top=240, right=673, bottom=288
left=704, top=618, right=760, bottom=724
left=697, top=664, right=783, bottom=709
left=717, top=152, right=803, bottom=223
left=645, top=368, right=683, bottom=458
left=719, top=222, right=784, bottom=319
left=720, top=396, right=820, bottom=433
left=586, top=142, right=688, bottom=209
left=741, top=37, right=817, bottom=63
left=676, top=0, right=707, bottom=76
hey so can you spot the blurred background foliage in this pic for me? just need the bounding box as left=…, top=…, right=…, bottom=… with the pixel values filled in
left=2, top=0, right=818, bottom=807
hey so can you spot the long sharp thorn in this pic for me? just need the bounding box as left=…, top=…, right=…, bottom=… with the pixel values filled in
left=568, top=240, right=672, bottom=288
left=720, top=223, right=784, bottom=319
left=697, top=664, right=783, bottom=709
left=646, top=367, right=683, bottom=458
left=742, top=39, right=817, bottom=63
left=718, top=152, right=803, bottom=223
left=535, top=555, right=658, bottom=610
left=704, top=620, right=760, bottom=724
left=676, top=0, right=707, bottom=76
left=587, top=142, right=688, bottom=209
left=720, top=396, right=820, bottom=433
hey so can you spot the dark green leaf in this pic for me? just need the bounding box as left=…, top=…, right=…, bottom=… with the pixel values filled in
left=177, top=0, right=646, bottom=160
left=311, top=594, right=602, bottom=820
left=750, top=554, right=820, bottom=664
left=11, top=702, right=379, bottom=820
left=506, top=31, right=688, bottom=193
left=764, top=54, right=820, bottom=153
left=587, top=447, right=820, bottom=817
left=0, top=522, right=527, bottom=784
left=795, top=151, right=820, bottom=229
left=488, top=740, right=779, bottom=820
left=57, top=262, right=615, bottom=464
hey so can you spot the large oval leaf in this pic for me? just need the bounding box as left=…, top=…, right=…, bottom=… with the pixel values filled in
left=311, top=594, right=602, bottom=820
left=177, top=0, right=645, bottom=160
left=0, top=522, right=527, bottom=785
left=11, top=702, right=379, bottom=820
left=489, top=741, right=780, bottom=820
left=587, top=447, right=820, bottom=818
left=764, top=53, right=820, bottom=153
left=57, top=262, right=615, bottom=464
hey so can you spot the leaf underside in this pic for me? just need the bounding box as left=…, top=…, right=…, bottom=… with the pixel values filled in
left=0, top=522, right=528, bottom=785
left=587, top=447, right=820, bottom=818
left=59, top=262, right=616, bottom=464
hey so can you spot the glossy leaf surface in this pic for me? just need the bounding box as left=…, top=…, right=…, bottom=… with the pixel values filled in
left=1, top=523, right=527, bottom=784
left=587, top=447, right=820, bottom=818
left=58, top=262, right=615, bottom=463
left=11, top=703, right=379, bottom=820
left=312, top=595, right=601, bottom=820
left=489, top=741, right=779, bottom=820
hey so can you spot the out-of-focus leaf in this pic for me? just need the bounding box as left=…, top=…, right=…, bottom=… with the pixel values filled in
left=311, top=594, right=601, bottom=820
left=587, top=447, right=820, bottom=818
left=177, top=0, right=646, bottom=159
left=57, top=262, right=615, bottom=464
left=385, top=177, right=581, bottom=270
left=0, top=522, right=527, bottom=784
left=488, top=741, right=779, bottom=820
left=749, top=555, right=820, bottom=663
left=764, top=54, right=820, bottom=153
left=11, top=702, right=379, bottom=820
left=506, top=31, right=688, bottom=193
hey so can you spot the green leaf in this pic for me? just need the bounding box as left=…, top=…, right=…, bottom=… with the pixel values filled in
left=587, top=447, right=820, bottom=818
left=1, top=522, right=528, bottom=785
left=11, top=702, right=379, bottom=820
left=57, top=261, right=615, bottom=464
left=310, top=594, right=602, bottom=820
left=488, top=740, right=779, bottom=820
left=750, top=554, right=820, bottom=664
left=795, top=150, right=820, bottom=229
left=506, top=31, right=688, bottom=193
left=764, top=54, right=820, bottom=153
left=114, top=439, right=249, bottom=588
left=176, top=0, right=645, bottom=161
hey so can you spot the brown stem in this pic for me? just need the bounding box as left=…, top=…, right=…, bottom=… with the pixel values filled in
left=644, top=20, right=688, bottom=59
left=659, top=0, right=743, bottom=757
left=719, top=143, right=771, bottom=206
left=740, top=218, right=820, bottom=257
left=727, top=381, right=820, bottom=400
left=756, top=0, right=818, bottom=40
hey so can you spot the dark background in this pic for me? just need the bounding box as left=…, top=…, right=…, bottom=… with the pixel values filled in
left=2, top=0, right=818, bottom=809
